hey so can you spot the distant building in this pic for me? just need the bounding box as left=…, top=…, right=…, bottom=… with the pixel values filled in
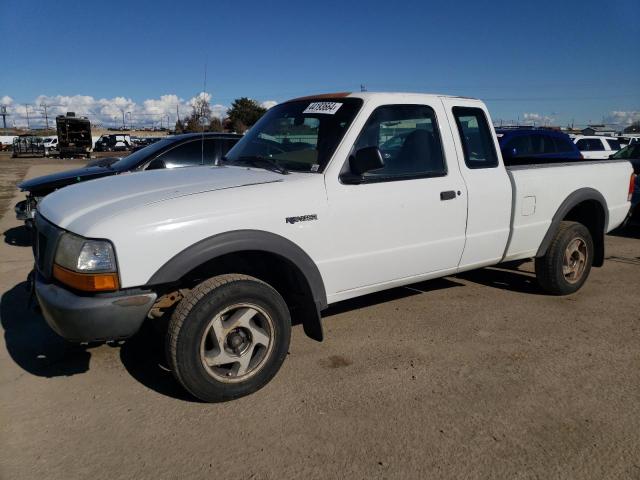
left=581, top=125, right=617, bottom=136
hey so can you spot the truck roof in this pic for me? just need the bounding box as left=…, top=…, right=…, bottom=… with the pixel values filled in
left=286, top=91, right=481, bottom=103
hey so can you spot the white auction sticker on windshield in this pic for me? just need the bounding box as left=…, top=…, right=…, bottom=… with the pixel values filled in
left=303, top=102, right=343, bottom=115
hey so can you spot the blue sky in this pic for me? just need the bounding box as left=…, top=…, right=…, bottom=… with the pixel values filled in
left=1, top=0, right=639, bottom=128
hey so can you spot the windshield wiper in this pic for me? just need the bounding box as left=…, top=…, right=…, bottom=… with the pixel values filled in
left=222, top=155, right=288, bottom=175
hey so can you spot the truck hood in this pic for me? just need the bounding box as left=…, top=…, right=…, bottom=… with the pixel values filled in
left=18, top=165, right=118, bottom=194
left=39, top=166, right=284, bottom=230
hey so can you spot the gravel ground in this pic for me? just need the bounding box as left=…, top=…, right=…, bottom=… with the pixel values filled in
left=1, top=157, right=638, bottom=479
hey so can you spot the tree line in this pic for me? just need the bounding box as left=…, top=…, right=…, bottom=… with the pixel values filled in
left=175, top=97, right=267, bottom=134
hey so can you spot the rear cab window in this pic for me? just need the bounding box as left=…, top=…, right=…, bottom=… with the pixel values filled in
left=452, top=107, right=499, bottom=168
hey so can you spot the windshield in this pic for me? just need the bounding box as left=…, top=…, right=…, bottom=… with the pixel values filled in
left=112, top=137, right=177, bottom=170
left=224, top=98, right=363, bottom=173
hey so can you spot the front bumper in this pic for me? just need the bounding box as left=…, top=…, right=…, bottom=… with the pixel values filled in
left=36, top=275, right=157, bottom=342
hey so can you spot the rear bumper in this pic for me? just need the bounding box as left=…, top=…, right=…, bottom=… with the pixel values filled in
left=36, top=275, right=157, bottom=342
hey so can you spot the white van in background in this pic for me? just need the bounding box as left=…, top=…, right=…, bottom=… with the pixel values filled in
left=42, top=136, right=58, bottom=156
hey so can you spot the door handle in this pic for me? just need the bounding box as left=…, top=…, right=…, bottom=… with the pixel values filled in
left=440, top=190, right=457, bottom=201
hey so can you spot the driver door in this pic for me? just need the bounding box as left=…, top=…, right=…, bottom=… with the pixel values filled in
left=322, top=102, right=467, bottom=301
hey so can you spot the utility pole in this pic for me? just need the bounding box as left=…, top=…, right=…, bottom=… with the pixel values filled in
left=121, top=110, right=126, bottom=130
left=176, top=104, right=180, bottom=123
left=24, top=104, right=30, bottom=129
left=0, top=105, right=8, bottom=129
left=40, top=102, right=49, bottom=130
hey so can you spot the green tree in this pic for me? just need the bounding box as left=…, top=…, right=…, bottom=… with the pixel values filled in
left=227, top=98, right=266, bottom=131
left=174, top=119, right=184, bottom=134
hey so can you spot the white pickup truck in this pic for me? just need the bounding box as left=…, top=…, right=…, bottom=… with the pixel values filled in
left=33, top=92, right=634, bottom=402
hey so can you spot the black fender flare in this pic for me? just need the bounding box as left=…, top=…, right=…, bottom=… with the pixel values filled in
left=146, top=230, right=327, bottom=339
left=536, top=188, right=608, bottom=265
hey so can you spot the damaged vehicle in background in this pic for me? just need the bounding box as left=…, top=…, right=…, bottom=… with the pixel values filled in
left=15, top=132, right=242, bottom=226
left=56, top=113, right=93, bottom=159
left=94, top=134, right=133, bottom=152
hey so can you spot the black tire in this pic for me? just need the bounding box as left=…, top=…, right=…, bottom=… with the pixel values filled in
left=535, top=221, right=594, bottom=295
left=166, top=274, right=291, bottom=402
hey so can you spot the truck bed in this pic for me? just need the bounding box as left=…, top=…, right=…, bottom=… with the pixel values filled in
left=502, top=159, right=633, bottom=262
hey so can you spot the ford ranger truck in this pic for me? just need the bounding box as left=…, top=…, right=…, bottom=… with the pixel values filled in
left=32, top=93, right=635, bottom=402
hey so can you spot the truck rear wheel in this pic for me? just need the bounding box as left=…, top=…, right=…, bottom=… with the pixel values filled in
left=535, top=221, right=593, bottom=295
left=166, top=274, right=291, bottom=402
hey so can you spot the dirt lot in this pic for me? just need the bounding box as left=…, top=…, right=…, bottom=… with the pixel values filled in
left=1, top=154, right=639, bottom=479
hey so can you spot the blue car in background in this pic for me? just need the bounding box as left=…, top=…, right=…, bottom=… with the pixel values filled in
left=496, top=128, right=583, bottom=165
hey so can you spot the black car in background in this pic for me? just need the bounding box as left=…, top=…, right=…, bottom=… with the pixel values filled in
left=93, top=134, right=133, bottom=152
left=15, top=133, right=242, bottom=225
left=131, top=136, right=163, bottom=151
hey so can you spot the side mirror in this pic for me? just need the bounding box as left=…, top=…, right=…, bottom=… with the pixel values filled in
left=147, top=158, right=166, bottom=170
left=350, top=146, right=384, bottom=175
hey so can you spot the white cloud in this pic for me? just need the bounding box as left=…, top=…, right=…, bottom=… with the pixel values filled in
left=604, top=111, right=640, bottom=126
left=523, top=112, right=555, bottom=126
left=1, top=92, right=277, bottom=128
left=261, top=100, right=277, bottom=110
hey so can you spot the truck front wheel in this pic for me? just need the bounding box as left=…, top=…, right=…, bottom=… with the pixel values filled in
left=166, top=274, right=291, bottom=402
left=535, top=221, right=594, bottom=295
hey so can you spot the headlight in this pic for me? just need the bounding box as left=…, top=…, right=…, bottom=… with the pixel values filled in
left=55, top=233, right=116, bottom=272
left=53, top=233, right=119, bottom=291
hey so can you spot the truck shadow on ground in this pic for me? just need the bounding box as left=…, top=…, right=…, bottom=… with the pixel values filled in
left=4, top=226, right=33, bottom=247
left=609, top=222, right=640, bottom=240
left=1, top=281, right=92, bottom=377
left=119, top=279, right=467, bottom=402
left=322, top=277, right=464, bottom=317
left=456, top=261, right=543, bottom=295
left=0, top=280, right=194, bottom=400
left=119, top=322, right=198, bottom=402
left=1, top=267, right=544, bottom=401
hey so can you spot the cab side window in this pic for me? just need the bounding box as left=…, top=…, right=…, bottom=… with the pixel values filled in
left=352, top=104, right=446, bottom=179
left=452, top=107, right=499, bottom=169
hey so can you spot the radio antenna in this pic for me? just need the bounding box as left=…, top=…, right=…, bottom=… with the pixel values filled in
left=201, top=57, right=208, bottom=164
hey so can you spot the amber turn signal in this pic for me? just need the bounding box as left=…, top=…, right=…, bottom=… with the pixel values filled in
left=53, top=264, right=119, bottom=292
